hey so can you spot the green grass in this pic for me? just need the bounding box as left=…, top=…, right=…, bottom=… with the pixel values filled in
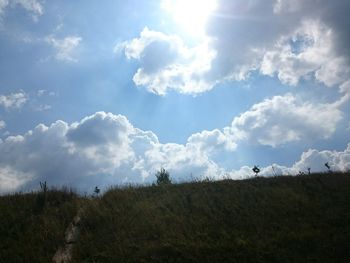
left=73, top=172, right=350, bottom=262
left=0, top=188, right=79, bottom=263
left=1, top=173, right=350, bottom=262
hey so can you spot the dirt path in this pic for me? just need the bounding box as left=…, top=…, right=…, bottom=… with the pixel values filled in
left=52, top=210, right=82, bottom=263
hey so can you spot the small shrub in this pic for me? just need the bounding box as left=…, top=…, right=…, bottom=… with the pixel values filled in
left=252, top=166, right=260, bottom=177
left=93, top=186, right=100, bottom=197
left=155, top=168, right=171, bottom=185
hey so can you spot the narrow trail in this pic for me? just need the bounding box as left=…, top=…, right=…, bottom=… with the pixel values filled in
left=52, top=209, right=83, bottom=263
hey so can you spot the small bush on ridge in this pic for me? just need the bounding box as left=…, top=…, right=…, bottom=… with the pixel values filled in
left=155, top=168, right=171, bottom=185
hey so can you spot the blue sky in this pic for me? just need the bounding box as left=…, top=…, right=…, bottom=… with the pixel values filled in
left=0, top=0, right=350, bottom=193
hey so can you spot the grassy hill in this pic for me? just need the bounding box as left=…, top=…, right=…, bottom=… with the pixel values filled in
left=1, top=173, right=350, bottom=262
left=0, top=188, right=79, bottom=263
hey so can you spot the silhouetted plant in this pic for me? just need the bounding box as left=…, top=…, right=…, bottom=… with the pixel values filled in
left=222, top=173, right=232, bottom=180
left=271, top=165, right=277, bottom=176
left=94, top=186, right=100, bottom=197
left=202, top=176, right=215, bottom=182
left=40, top=181, right=48, bottom=193
left=252, top=165, right=260, bottom=177
left=35, top=181, right=48, bottom=212
left=156, top=168, right=171, bottom=185
left=324, top=162, right=333, bottom=173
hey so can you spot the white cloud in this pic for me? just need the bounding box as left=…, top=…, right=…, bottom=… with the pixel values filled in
left=35, top=90, right=55, bottom=111
left=0, top=166, right=32, bottom=194
left=0, top=0, right=9, bottom=15
left=0, top=120, right=101, bottom=191
left=0, top=91, right=27, bottom=110
left=37, top=89, right=56, bottom=97
left=35, top=104, right=51, bottom=111
left=120, top=27, right=216, bottom=95
left=187, top=129, right=237, bottom=154
left=340, top=80, right=350, bottom=94
left=141, top=142, right=221, bottom=181
left=0, top=110, right=349, bottom=194
left=198, top=0, right=300, bottom=84
left=292, top=145, right=350, bottom=173
left=0, top=0, right=43, bottom=19
left=186, top=93, right=344, bottom=151
left=0, top=112, right=224, bottom=193
left=37, top=89, right=45, bottom=97
left=0, top=120, right=5, bottom=129
left=226, top=143, right=350, bottom=179
left=228, top=93, right=343, bottom=147
left=45, top=35, right=82, bottom=62
left=120, top=0, right=350, bottom=95
left=208, top=0, right=350, bottom=90
left=66, top=112, right=134, bottom=171
left=13, top=0, right=43, bottom=16
left=260, top=20, right=350, bottom=88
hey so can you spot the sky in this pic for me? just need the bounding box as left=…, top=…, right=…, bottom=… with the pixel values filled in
left=0, top=0, right=350, bottom=193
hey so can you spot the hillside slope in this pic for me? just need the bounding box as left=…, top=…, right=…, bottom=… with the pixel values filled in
left=73, top=173, right=350, bottom=262
left=0, top=188, right=79, bottom=263
left=1, top=173, right=349, bottom=262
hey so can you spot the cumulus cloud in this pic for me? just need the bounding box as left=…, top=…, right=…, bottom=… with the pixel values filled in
left=120, top=0, right=350, bottom=95
left=66, top=113, right=134, bottom=171
left=228, top=93, right=343, bottom=147
left=227, top=143, right=350, bottom=179
left=0, top=117, right=117, bottom=192
left=0, top=91, right=27, bottom=110
left=119, top=27, right=216, bottom=95
left=292, top=145, right=350, bottom=173
left=45, top=35, right=82, bottom=62
left=0, top=110, right=349, bottom=194
left=140, top=142, right=221, bottom=181
left=187, top=129, right=237, bottom=154
left=183, top=93, right=345, bottom=151
left=209, top=0, right=350, bottom=87
left=183, top=93, right=345, bottom=152
left=260, top=20, right=350, bottom=88
left=0, top=166, right=32, bottom=194
left=0, top=112, right=224, bottom=193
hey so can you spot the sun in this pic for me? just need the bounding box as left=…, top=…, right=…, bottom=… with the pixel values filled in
left=162, top=0, right=217, bottom=36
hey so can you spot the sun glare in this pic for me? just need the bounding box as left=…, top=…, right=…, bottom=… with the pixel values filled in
left=162, top=0, right=217, bottom=36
